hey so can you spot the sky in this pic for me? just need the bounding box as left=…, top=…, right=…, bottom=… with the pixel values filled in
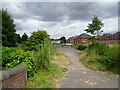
left=1, top=0, right=119, bottom=39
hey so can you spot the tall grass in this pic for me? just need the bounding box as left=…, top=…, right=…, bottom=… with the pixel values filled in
left=32, top=39, right=55, bottom=70
left=80, top=42, right=120, bottom=74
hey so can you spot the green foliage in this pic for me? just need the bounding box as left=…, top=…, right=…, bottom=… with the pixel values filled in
left=100, top=46, right=120, bottom=69
left=16, top=34, right=21, bottom=44
left=2, top=47, right=37, bottom=77
left=32, top=40, right=55, bottom=70
left=85, top=15, right=104, bottom=35
left=26, top=63, right=64, bottom=88
left=60, top=36, right=66, bottom=43
left=88, top=42, right=108, bottom=56
left=22, top=30, right=50, bottom=51
left=77, top=44, right=87, bottom=50
left=83, top=43, right=120, bottom=74
left=1, top=9, right=17, bottom=47
left=21, top=33, right=28, bottom=43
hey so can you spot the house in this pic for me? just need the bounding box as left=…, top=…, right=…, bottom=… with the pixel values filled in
left=99, top=31, right=120, bottom=44
left=66, top=35, right=78, bottom=45
left=100, top=33, right=112, bottom=41
left=67, top=33, right=91, bottom=45
left=66, top=31, right=120, bottom=45
left=112, top=31, right=120, bottom=40
left=100, top=32, right=120, bottom=41
left=74, top=33, right=91, bottom=45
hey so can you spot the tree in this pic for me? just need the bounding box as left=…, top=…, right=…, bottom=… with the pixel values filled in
left=21, top=33, right=28, bottom=43
left=60, top=36, right=66, bottom=43
left=2, top=9, right=17, bottom=47
left=85, top=15, right=104, bottom=36
left=23, top=30, right=50, bottom=51
left=16, top=34, right=21, bottom=43
left=85, top=15, right=104, bottom=43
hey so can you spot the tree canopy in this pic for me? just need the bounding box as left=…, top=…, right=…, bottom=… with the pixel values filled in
left=85, top=15, right=104, bottom=36
left=16, top=34, right=21, bottom=44
left=21, top=33, right=28, bottom=43
left=60, top=36, right=66, bottom=43
left=23, top=30, right=50, bottom=51
left=2, top=9, right=17, bottom=47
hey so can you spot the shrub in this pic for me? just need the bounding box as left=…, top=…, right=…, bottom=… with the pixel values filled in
left=85, top=42, right=120, bottom=74
left=100, top=46, right=120, bottom=68
left=32, top=40, right=55, bottom=70
left=88, top=42, right=108, bottom=56
left=22, top=30, right=50, bottom=51
left=77, top=45, right=87, bottom=50
left=2, top=47, right=37, bottom=77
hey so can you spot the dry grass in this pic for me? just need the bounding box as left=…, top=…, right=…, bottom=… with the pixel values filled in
left=53, top=50, right=70, bottom=69
left=80, top=51, right=106, bottom=71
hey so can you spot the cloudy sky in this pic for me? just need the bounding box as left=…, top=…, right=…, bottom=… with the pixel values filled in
left=1, top=0, right=119, bottom=39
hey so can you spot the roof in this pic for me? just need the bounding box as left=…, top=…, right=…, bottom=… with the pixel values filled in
left=67, top=35, right=79, bottom=40
left=103, top=33, right=112, bottom=36
left=112, top=31, right=120, bottom=36
left=78, top=33, right=91, bottom=38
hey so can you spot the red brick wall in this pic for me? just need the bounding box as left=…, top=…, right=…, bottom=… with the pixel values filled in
left=74, top=38, right=91, bottom=45
left=67, top=38, right=75, bottom=44
left=1, top=66, right=27, bottom=88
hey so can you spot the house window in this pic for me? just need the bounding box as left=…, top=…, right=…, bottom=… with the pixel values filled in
left=82, top=41, right=84, bottom=44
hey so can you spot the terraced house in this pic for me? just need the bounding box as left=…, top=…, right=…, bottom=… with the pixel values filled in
left=67, top=31, right=120, bottom=45
left=67, top=33, right=91, bottom=45
left=99, top=31, right=120, bottom=44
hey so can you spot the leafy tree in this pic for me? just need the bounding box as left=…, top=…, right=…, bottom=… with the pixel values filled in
left=16, top=34, right=21, bottom=43
left=21, top=33, right=28, bottom=43
left=23, top=30, right=50, bottom=51
left=85, top=15, right=104, bottom=43
left=60, top=36, right=66, bottom=43
left=2, top=9, right=17, bottom=47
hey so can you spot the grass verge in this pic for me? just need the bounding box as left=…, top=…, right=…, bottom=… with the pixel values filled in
left=25, top=50, right=70, bottom=88
left=80, top=50, right=120, bottom=74
left=80, top=52, right=107, bottom=71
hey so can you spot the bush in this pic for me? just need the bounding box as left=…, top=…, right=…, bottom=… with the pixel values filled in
left=32, top=40, right=55, bottom=70
left=100, top=46, right=120, bottom=68
left=2, top=47, right=37, bottom=77
left=22, top=30, right=50, bottom=51
left=77, top=45, right=87, bottom=50
left=88, top=42, right=108, bottom=56
left=84, top=42, right=120, bottom=74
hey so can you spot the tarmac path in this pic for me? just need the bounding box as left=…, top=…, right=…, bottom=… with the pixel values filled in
left=57, top=47, right=119, bottom=88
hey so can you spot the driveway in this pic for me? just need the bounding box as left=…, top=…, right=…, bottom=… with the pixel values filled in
left=57, top=47, right=119, bottom=88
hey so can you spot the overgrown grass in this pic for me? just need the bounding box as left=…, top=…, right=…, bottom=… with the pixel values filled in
left=26, top=50, right=70, bottom=88
left=25, top=64, right=63, bottom=88
left=80, top=52, right=107, bottom=71
left=80, top=42, right=120, bottom=74
left=32, top=40, right=55, bottom=70
left=53, top=50, right=70, bottom=69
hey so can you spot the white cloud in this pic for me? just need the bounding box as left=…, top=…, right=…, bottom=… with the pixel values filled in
left=1, top=0, right=119, bottom=2
left=1, top=2, right=118, bottom=39
left=103, top=17, right=118, bottom=34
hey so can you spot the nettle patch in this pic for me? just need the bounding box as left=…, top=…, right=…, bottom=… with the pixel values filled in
left=2, top=47, right=37, bottom=77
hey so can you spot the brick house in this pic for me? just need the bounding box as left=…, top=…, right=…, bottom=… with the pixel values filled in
left=66, top=31, right=120, bottom=45
left=66, top=35, right=78, bottom=45
left=99, top=31, right=120, bottom=44
left=100, top=32, right=120, bottom=41
left=100, top=33, right=112, bottom=41
left=111, top=31, right=120, bottom=40
left=74, top=33, right=91, bottom=45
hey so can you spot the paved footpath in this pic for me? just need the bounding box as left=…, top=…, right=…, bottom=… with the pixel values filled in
left=57, top=47, right=119, bottom=88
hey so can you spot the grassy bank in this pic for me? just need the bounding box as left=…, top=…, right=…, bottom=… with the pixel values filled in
left=25, top=50, right=70, bottom=88
left=80, top=42, right=120, bottom=74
